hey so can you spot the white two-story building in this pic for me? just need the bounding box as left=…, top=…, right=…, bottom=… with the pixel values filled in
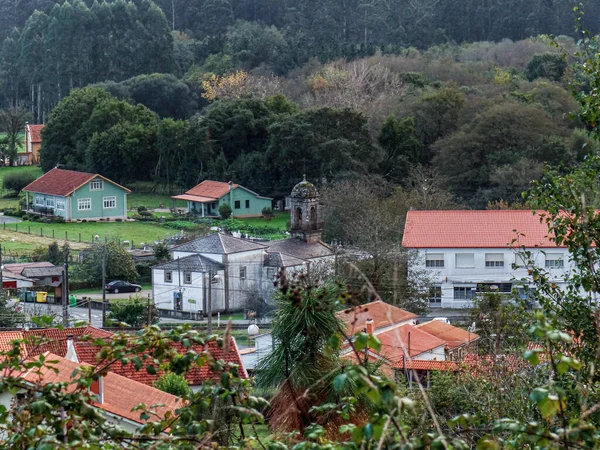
left=402, top=210, right=573, bottom=309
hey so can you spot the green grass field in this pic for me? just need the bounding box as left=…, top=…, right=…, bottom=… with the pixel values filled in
left=127, top=193, right=187, bottom=210
left=239, top=213, right=288, bottom=231
left=3, top=220, right=181, bottom=244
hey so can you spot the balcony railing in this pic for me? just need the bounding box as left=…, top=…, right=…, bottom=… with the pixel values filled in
left=26, top=206, right=55, bottom=215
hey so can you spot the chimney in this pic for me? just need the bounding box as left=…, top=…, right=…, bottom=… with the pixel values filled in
left=365, top=319, right=374, bottom=335
left=65, top=334, right=78, bottom=363
left=90, top=376, right=104, bottom=404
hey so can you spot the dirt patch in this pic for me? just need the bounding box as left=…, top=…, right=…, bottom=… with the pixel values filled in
left=0, top=229, right=90, bottom=251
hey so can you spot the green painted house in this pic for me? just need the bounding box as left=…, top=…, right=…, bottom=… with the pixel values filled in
left=172, top=180, right=272, bottom=217
left=23, top=168, right=130, bottom=221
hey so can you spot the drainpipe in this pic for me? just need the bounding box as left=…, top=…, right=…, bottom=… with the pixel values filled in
left=228, top=181, right=233, bottom=217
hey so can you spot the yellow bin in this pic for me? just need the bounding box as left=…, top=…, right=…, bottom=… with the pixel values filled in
left=35, top=292, right=48, bottom=303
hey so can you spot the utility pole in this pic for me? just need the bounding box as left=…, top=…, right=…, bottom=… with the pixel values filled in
left=101, top=245, right=107, bottom=327
left=207, top=269, right=213, bottom=334
left=147, top=293, right=151, bottom=326
left=88, top=297, right=92, bottom=326
left=62, top=245, right=70, bottom=327
left=0, top=244, right=3, bottom=298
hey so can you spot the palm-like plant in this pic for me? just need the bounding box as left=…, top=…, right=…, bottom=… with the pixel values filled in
left=256, top=277, right=348, bottom=432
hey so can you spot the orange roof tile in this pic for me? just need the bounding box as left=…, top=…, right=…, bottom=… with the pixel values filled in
left=376, top=324, right=447, bottom=360
left=415, top=321, right=479, bottom=349
left=402, top=210, right=562, bottom=248
left=27, top=124, right=44, bottom=143
left=392, top=359, right=459, bottom=371
left=0, top=331, right=24, bottom=353
left=23, top=326, right=113, bottom=358
left=336, top=300, right=417, bottom=335
left=185, top=180, right=238, bottom=199
left=341, top=351, right=394, bottom=378
left=23, top=168, right=130, bottom=197
left=75, top=336, right=247, bottom=386
left=23, top=353, right=183, bottom=424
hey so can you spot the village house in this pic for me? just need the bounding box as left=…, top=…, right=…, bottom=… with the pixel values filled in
left=3, top=262, right=65, bottom=301
left=172, top=180, right=272, bottom=217
left=153, top=178, right=335, bottom=314
left=16, top=123, right=44, bottom=166
left=0, top=326, right=247, bottom=392
left=402, top=210, right=573, bottom=309
left=22, top=168, right=130, bottom=221
left=0, top=352, right=183, bottom=432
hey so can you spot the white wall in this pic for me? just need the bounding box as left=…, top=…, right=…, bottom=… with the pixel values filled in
left=415, top=247, right=572, bottom=308
left=225, top=249, right=265, bottom=311
left=241, top=334, right=273, bottom=371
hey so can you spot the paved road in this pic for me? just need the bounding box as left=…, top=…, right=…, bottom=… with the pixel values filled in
left=80, top=290, right=153, bottom=301
left=0, top=214, right=20, bottom=224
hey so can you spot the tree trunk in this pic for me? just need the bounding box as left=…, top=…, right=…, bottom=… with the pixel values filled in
left=37, top=83, right=42, bottom=123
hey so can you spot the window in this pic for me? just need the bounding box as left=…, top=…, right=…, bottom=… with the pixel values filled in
left=515, top=253, right=528, bottom=268
left=184, top=272, right=191, bottom=284
left=103, top=196, right=116, bottom=209
left=35, top=196, right=44, bottom=206
left=477, top=283, right=512, bottom=293
left=545, top=253, right=564, bottom=269
left=90, top=180, right=103, bottom=191
left=165, top=271, right=173, bottom=283
left=45, top=197, right=55, bottom=207
left=234, top=200, right=241, bottom=209
left=455, top=253, right=475, bottom=268
left=267, top=267, right=276, bottom=279
left=245, top=199, right=250, bottom=208
left=240, top=266, right=247, bottom=280
left=77, top=198, right=91, bottom=211
left=56, top=200, right=65, bottom=211
left=211, top=202, right=216, bottom=209
left=429, top=286, right=442, bottom=305
left=454, top=286, right=476, bottom=300
left=485, top=253, right=504, bottom=268
left=425, top=253, right=444, bottom=268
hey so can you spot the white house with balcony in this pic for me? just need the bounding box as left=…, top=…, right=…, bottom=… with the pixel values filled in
left=402, top=210, right=573, bottom=309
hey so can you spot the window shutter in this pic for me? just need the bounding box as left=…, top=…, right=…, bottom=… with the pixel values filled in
left=455, top=253, right=475, bottom=268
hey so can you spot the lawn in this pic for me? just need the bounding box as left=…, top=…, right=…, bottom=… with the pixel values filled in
left=0, top=132, right=25, bottom=153
left=2, top=220, right=182, bottom=245
left=127, top=192, right=187, bottom=210
left=238, top=213, right=289, bottom=231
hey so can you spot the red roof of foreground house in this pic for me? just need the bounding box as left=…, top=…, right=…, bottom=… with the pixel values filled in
left=27, top=124, right=44, bottom=143
left=184, top=180, right=238, bottom=199
left=336, top=300, right=417, bottom=335
left=415, top=321, right=479, bottom=350
left=402, top=210, right=561, bottom=248
left=376, top=324, right=447, bottom=361
left=23, top=326, right=113, bottom=358
left=392, top=359, right=459, bottom=371
left=22, top=352, right=183, bottom=424
left=23, top=168, right=130, bottom=196
left=75, top=335, right=248, bottom=385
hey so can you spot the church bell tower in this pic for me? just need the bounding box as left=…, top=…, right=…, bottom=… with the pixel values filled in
left=289, top=176, right=323, bottom=243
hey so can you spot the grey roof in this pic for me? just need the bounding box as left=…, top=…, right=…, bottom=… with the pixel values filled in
left=22, top=267, right=65, bottom=278
left=173, top=233, right=267, bottom=254
left=153, top=254, right=224, bottom=272
left=264, top=252, right=306, bottom=268
left=291, top=179, right=319, bottom=199
left=265, top=238, right=334, bottom=260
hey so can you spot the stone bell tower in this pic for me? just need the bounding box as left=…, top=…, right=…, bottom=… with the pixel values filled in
left=289, top=176, right=323, bottom=243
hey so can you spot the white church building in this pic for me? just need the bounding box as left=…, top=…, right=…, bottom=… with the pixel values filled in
left=402, top=210, right=574, bottom=309
left=152, top=178, right=335, bottom=314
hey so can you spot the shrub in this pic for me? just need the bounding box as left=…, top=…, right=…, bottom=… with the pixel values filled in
left=219, top=202, right=232, bottom=219
left=261, top=207, right=273, bottom=221
left=153, top=372, right=191, bottom=397
left=2, top=171, right=36, bottom=195
left=137, top=206, right=148, bottom=213
left=107, top=297, right=158, bottom=327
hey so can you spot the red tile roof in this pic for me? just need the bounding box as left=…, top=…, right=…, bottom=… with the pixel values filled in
left=3, top=262, right=54, bottom=275
left=75, top=335, right=247, bottom=386
left=375, top=324, right=447, bottom=360
left=27, top=124, right=44, bottom=143
left=0, top=331, right=25, bottom=353
left=22, top=353, right=183, bottom=424
left=185, top=180, right=238, bottom=200
left=22, top=168, right=130, bottom=196
left=392, top=359, right=459, bottom=371
left=402, top=210, right=562, bottom=248
left=23, top=326, right=113, bottom=358
left=336, top=300, right=417, bottom=335
left=415, top=321, right=479, bottom=349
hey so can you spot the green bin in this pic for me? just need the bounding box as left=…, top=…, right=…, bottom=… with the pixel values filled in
left=69, top=295, right=77, bottom=307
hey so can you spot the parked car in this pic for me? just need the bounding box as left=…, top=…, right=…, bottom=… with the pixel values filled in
left=104, top=280, right=142, bottom=294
